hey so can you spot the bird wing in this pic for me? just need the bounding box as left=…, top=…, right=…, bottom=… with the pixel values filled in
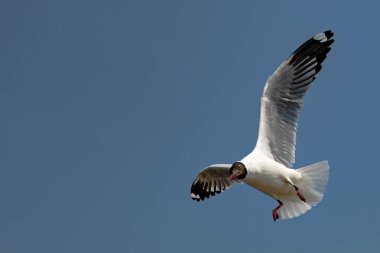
left=191, top=164, right=240, bottom=201
left=255, top=31, right=334, bottom=167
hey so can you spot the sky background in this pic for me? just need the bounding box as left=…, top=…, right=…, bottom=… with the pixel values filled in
left=1, top=0, right=380, bottom=252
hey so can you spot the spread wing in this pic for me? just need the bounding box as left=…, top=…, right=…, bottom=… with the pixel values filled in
left=255, top=31, right=334, bottom=167
left=190, top=164, right=239, bottom=201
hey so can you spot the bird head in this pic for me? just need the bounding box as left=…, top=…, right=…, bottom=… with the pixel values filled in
left=229, top=162, right=247, bottom=181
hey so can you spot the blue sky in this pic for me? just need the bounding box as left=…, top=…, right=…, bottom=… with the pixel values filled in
left=1, top=0, right=380, bottom=252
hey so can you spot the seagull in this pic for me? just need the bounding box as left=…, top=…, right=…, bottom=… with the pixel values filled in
left=190, top=31, right=334, bottom=221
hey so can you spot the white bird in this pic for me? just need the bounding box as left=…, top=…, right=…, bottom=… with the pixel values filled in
left=190, top=31, right=334, bottom=221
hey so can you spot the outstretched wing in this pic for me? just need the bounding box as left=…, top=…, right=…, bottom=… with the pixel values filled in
left=191, top=164, right=239, bottom=201
left=255, top=31, right=334, bottom=167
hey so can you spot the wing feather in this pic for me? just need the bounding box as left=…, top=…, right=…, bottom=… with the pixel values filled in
left=190, top=164, right=240, bottom=201
left=255, top=31, right=334, bottom=167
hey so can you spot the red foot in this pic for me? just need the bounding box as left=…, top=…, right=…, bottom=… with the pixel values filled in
left=272, top=209, right=279, bottom=221
left=293, top=185, right=306, bottom=202
left=297, top=191, right=306, bottom=202
left=272, top=200, right=283, bottom=222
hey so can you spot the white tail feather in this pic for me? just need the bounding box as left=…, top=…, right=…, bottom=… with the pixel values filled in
left=279, top=160, right=329, bottom=220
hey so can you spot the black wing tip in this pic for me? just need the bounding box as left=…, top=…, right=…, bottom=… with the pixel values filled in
left=190, top=181, right=207, bottom=201
left=190, top=179, right=225, bottom=202
left=289, top=31, right=334, bottom=66
left=313, top=30, right=334, bottom=42
left=323, top=30, right=334, bottom=39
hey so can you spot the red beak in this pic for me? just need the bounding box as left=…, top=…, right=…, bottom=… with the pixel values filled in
left=229, top=173, right=238, bottom=181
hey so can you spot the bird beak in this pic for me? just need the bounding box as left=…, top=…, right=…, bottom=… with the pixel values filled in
left=229, top=172, right=241, bottom=181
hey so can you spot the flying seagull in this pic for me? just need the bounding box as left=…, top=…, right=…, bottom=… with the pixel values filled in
left=190, top=31, right=334, bottom=221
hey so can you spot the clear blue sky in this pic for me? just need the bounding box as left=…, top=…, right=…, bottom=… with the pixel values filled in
left=1, top=0, right=379, bottom=252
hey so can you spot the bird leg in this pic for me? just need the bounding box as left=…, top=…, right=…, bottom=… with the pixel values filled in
left=272, top=200, right=283, bottom=222
left=293, top=185, right=306, bottom=202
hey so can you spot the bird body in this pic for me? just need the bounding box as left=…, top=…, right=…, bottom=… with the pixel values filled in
left=240, top=149, right=329, bottom=219
left=242, top=150, right=301, bottom=199
left=190, top=31, right=334, bottom=221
